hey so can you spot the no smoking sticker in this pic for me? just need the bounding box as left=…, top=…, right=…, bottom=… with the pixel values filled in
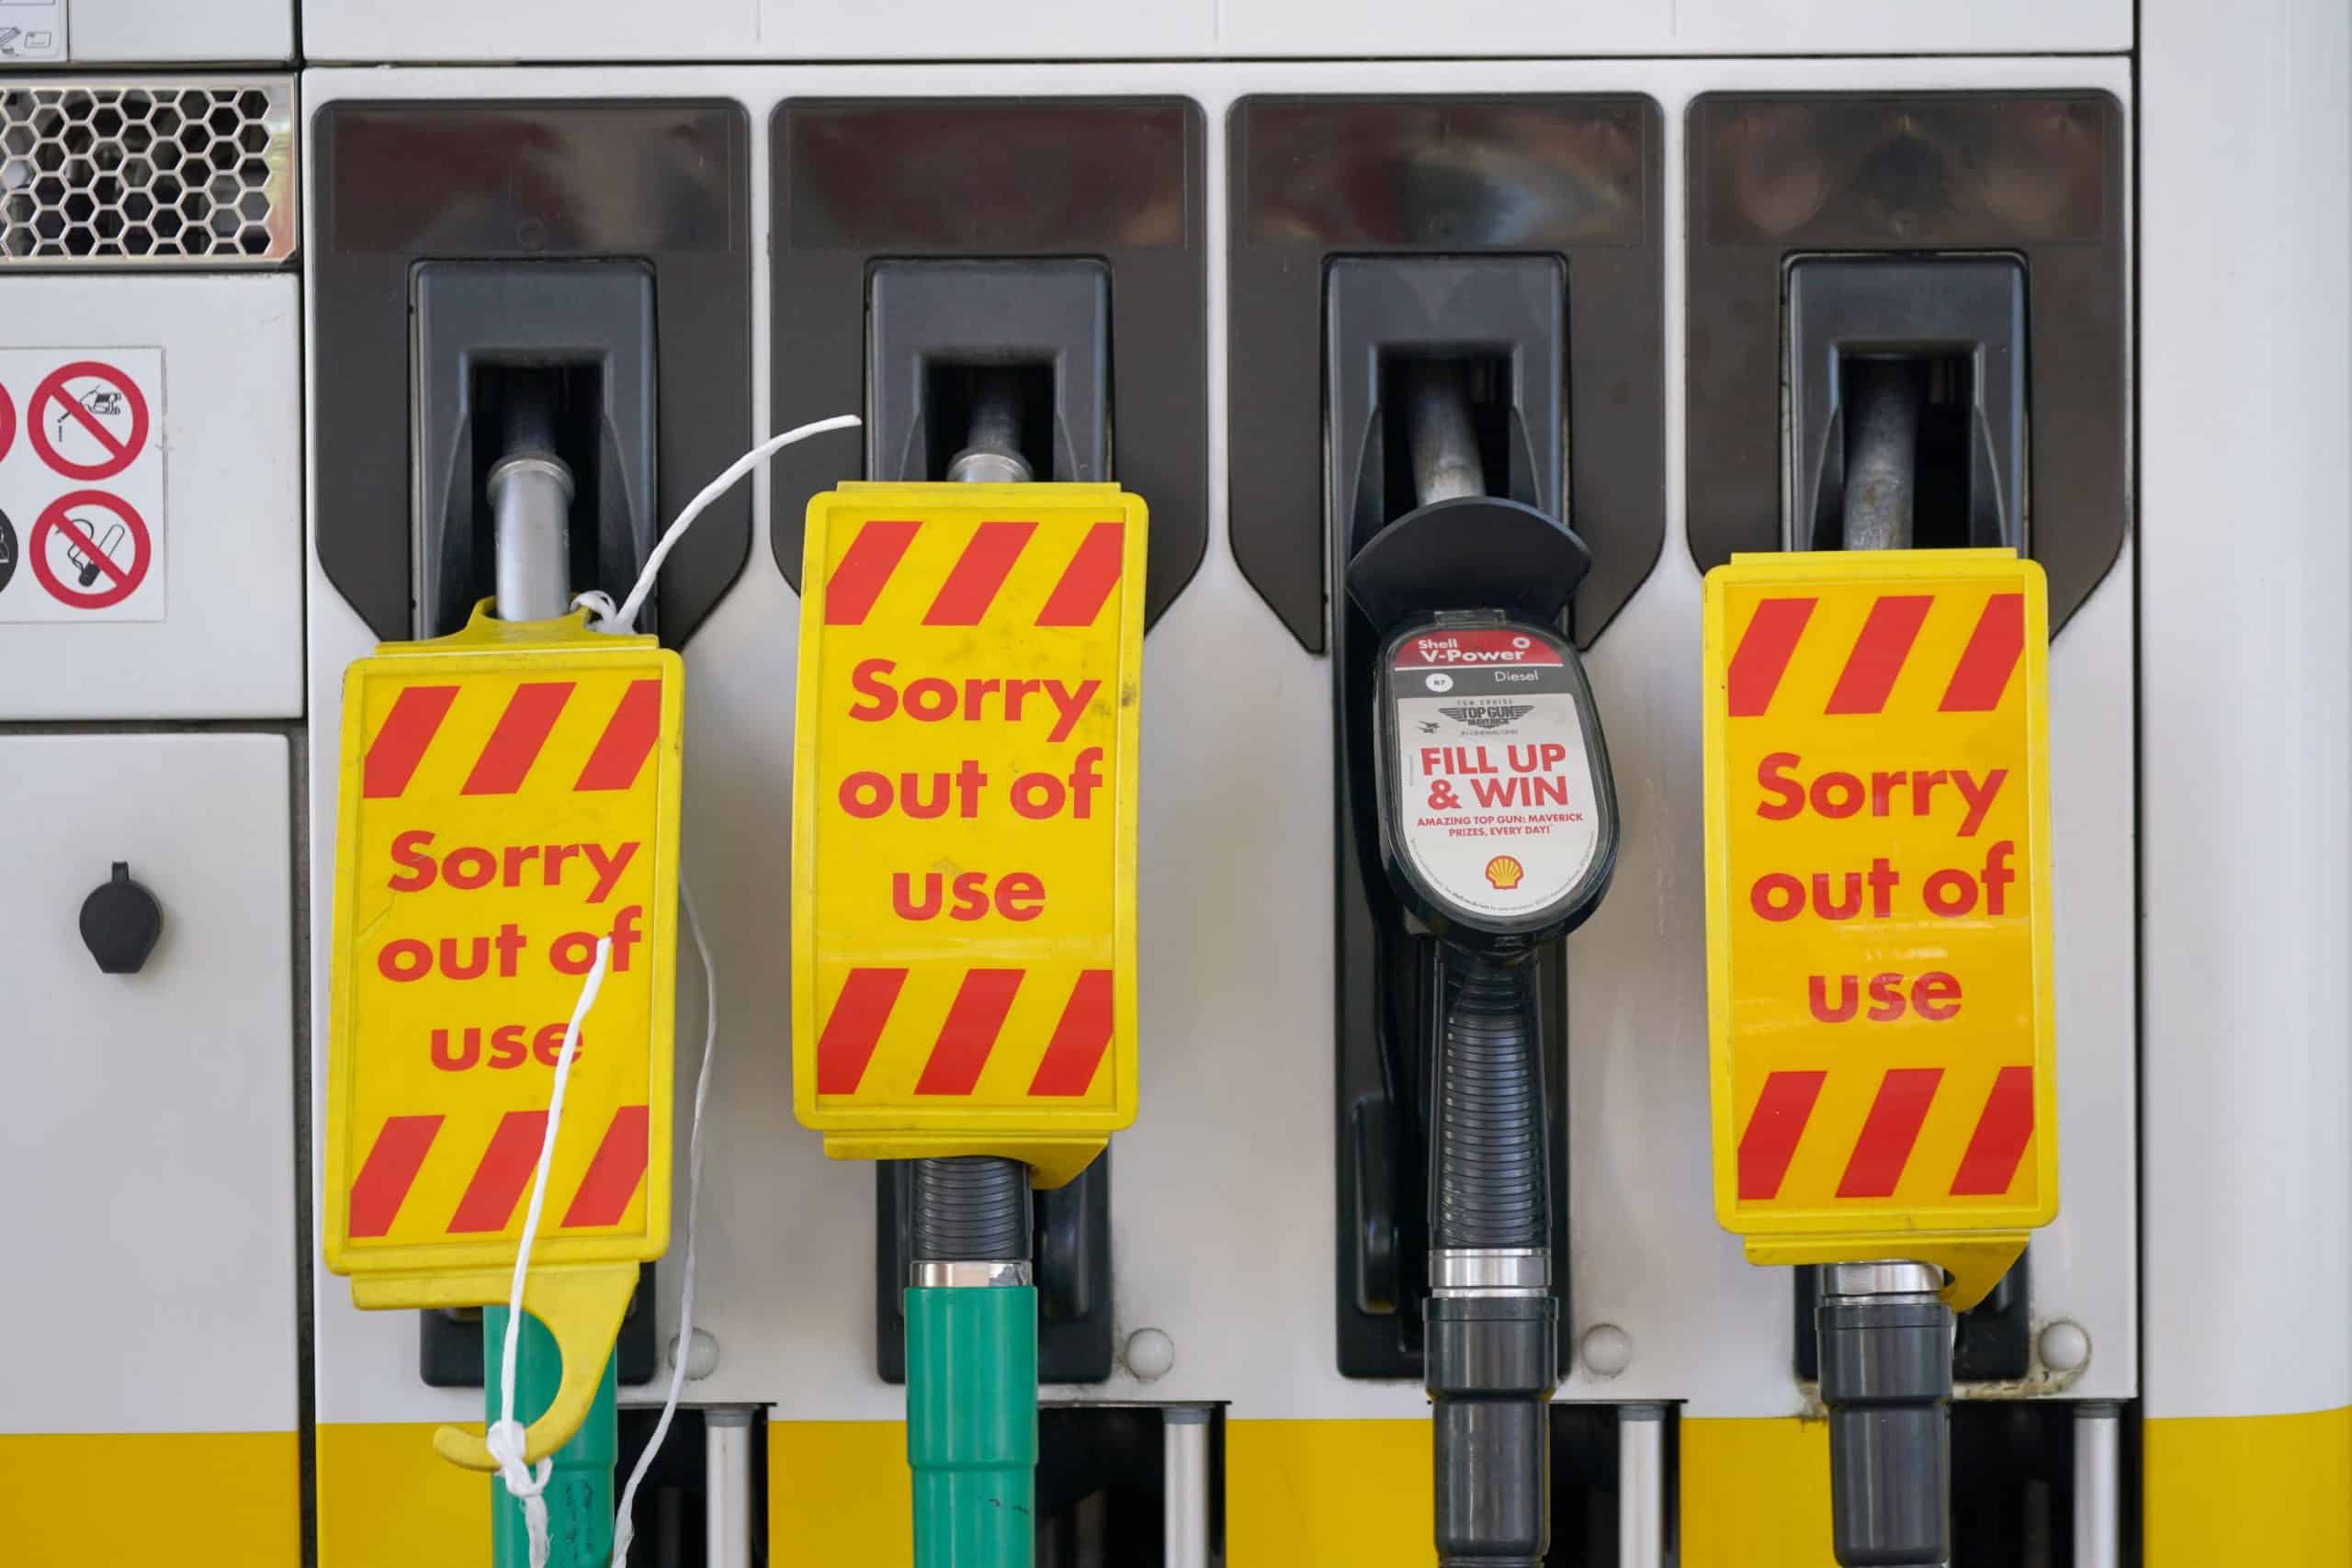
left=31, top=491, right=151, bottom=610
left=0, top=348, right=164, bottom=623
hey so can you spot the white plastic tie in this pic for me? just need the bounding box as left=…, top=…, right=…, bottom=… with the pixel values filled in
left=493, top=934, right=610, bottom=1568
left=486, top=1418, right=553, bottom=1568
left=608, top=880, right=718, bottom=1567
left=565, top=412, right=854, bottom=1562
left=573, top=412, right=862, bottom=637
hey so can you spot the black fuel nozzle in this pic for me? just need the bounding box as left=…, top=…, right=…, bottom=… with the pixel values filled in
left=1818, top=1261, right=1954, bottom=1567
left=1813, top=355, right=1960, bottom=1568
left=1426, top=946, right=1555, bottom=1567
left=1347, top=363, right=1619, bottom=1568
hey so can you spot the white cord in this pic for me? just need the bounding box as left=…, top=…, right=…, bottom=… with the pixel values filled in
left=565, top=411, right=857, bottom=1562
left=573, top=412, right=863, bottom=634
left=608, top=881, right=718, bottom=1567
left=489, top=936, right=611, bottom=1568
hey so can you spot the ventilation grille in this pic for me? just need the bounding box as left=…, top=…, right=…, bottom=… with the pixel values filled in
left=0, top=79, right=295, bottom=266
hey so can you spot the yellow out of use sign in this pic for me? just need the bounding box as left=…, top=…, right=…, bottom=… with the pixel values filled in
left=322, top=605, right=682, bottom=1467
left=1702, top=550, right=2055, bottom=1308
left=793, top=482, right=1146, bottom=1188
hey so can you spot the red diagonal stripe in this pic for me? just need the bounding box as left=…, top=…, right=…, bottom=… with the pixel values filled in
left=1028, top=970, right=1114, bottom=1096
left=573, top=679, right=662, bottom=793
left=560, top=1105, right=650, bottom=1228
left=447, top=1111, right=548, bottom=1234
left=1035, top=523, right=1125, bottom=627
left=1837, top=1067, right=1945, bottom=1198
left=817, top=968, right=907, bottom=1095
left=915, top=969, right=1025, bottom=1096
left=362, top=685, right=458, bottom=799
left=1736, top=1070, right=1826, bottom=1201
left=1826, top=595, right=1934, bottom=716
left=462, top=682, right=576, bottom=795
left=823, top=520, right=921, bottom=626
left=924, top=521, right=1037, bottom=626
left=1939, top=592, right=2026, bottom=712
left=347, top=1114, right=442, bottom=1238
left=1725, top=599, right=1815, bottom=717
left=1950, top=1066, right=2036, bottom=1196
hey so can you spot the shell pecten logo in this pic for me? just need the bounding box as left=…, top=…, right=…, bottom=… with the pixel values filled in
left=1484, top=854, right=1524, bottom=891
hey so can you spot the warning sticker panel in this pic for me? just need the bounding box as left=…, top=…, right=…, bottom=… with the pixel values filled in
left=0, top=349, right=164, bottom=623
left=324, top=629, right=683, bottom=1280
left=793, top=482, right=1148, bottom=1168
left=1389, top=629, right=1605, bottom=923
left=1702, top=549, right=2057, bottom=1246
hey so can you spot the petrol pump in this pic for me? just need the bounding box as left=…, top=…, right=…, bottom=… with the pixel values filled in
left=1220, top=92, right=1668, bottom=1561
left=1691, top=93, right=2111, bottom=1567
left=1348, top=360, right=1621, bottom=1562
left=13, top=8, right=2351, bottom=1565
left=319, top=276, right=726, bottom=1563
left=788, top=231, right=1155, bottom=1562
left=301, top=98, right=771, bottom=1563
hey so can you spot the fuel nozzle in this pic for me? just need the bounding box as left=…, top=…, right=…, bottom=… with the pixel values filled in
left=1349, top=362, right=1618, bottom=1568
left=1427, top=951, right=1555, bottom=1567
left=1815, top=362, right=1957, bottom=1568
left=900, top=372, right=1042, bottom=1568
left=910, top=380, right=1038, bottom=1280
left=1819, top=1261, right=1953, bottom=1567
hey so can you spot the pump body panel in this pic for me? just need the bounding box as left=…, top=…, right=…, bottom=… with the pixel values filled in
left=34, top=0, right=2352, bottom=1558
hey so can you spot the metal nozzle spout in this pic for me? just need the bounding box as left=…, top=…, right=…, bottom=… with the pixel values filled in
left=1407, top=362, right=1487, bottom=507
left=488, top=389, right=575, bottom=623
left=1839, top=358, right=1923, bottom=552
left=944, top=370, right=1035, bottom=485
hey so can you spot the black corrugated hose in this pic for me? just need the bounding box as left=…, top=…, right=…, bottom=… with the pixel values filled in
left=1430, top=949, right=1555, bottom=1567
left=910, top=1155, right=1031, bottom=1263
left=1434, top=954, right=1548, bottom=1250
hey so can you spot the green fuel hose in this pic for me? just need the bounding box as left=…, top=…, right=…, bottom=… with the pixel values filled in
left=906, top=1154, right=1038, bottom=1568
left=906, top=1280, right=1040, bottom=1568
left=486, top=1307, right=618, bottom=1568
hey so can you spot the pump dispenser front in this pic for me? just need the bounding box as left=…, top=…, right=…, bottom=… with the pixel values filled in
left=1336, top=276, right=1620, bottom=1567
left=1219, top=92, right=1666, bottom=1561
left=1690, top=89, right=2123, bottom=1568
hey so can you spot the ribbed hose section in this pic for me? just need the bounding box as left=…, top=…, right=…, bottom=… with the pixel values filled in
left=1433, top=953, right=1546, bottom=1250
left=910, top=1155, right=1032, bottom=1262
left=1429, top=951, right=1555, bottom=1568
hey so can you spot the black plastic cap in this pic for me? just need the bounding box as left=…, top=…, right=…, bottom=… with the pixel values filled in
left=79, top=863, right=161, bottom=975
left=1345, top=496, right=1592, bottom=637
